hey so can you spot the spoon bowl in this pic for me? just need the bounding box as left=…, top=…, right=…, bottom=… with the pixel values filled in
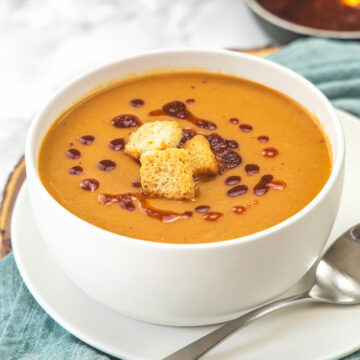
left=310, top=224, right=360, bottom=304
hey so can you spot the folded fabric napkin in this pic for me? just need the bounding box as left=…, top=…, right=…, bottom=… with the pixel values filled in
left=1, top=37, right=360, bottom=360
left=268, top=38, right=360, bottom=117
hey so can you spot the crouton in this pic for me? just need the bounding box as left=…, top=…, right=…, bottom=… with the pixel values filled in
left=182, top=135, right=218, bottom=176
left=140, top=148, right=195, bottom=200
left=125, top=120, right=182, bottom=159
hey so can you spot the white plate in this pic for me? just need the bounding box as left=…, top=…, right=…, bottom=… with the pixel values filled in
left=11, top=109, right=360, bottom=360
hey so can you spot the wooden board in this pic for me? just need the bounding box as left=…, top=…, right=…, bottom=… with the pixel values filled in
left=0, top=156, right=26, bottom=258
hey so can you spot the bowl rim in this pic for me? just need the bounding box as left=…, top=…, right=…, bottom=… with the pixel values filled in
left=25, top=48, right=345, bottom=250
left=246, top=0, right=360, bottom=39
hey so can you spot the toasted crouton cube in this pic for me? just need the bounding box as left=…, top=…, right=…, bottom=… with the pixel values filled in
left=182, top=135, right=218, bottom=176
left=125, top=120, right=182, bottom=159
left=140, top=148, right=195, bottom=200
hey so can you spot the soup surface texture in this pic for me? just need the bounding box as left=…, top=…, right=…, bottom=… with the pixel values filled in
left=39, top=72, right=332, bottom=244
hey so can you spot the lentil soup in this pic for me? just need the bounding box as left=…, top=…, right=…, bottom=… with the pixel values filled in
left=38, top=72, right=332, bottom=244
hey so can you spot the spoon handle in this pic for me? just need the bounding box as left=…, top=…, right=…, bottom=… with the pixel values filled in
left=163, top=292, right=311, bottom=360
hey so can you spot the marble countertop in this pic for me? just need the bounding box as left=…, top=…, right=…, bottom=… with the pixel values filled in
left=0, top=0, right=273, bottom=192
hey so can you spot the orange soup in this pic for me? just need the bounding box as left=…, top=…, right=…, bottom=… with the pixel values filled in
left=38, top=72, right=332, bottom=244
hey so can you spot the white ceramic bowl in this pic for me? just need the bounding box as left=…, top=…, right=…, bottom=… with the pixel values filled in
left=25, top=49, right=344, bottom=326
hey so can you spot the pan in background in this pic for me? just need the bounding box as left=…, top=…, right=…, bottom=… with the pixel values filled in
left=246, top=0, right=360, bottom=43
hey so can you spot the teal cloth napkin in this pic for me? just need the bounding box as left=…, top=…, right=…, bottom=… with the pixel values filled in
left=1, top=38, right=360, bottom=360
left=268, top=38, right=360, bottom=117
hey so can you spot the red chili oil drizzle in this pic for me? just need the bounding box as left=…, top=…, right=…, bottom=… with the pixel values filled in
left=202, top=211, right=223, bottom=222
left=239, top=124, right=253, bottom=133
left=129, top=98, right=144, bottom=108
left=131, top=181, right=142, bottom=188
left=179, top=128, right=197, bottom=146
left=254, top=175, right=273, bottom=196
left=97, top=160, right=116, bottom=171
left=254, top=175, right=287, bottom=195
left=245, top=164, right=260, bottom=176
left=232, top=205, right=246, bottom=215
left=79, top=135, right=95, bottom=145
left=109, top=138, right=125, bottom=151
left=80, top=178, right=99, bottom=192
left=206, top=133, right=242, bottom=173
left=120, top=201, right=136, bottom=211
left=225, top=139, right=239, bottom=149
left=149, top=101, right=217, bottom=130
left=258, top=135, right=269, bottom=143
left=225, top=176, right=241, bottom=186
left=227, top=185, right=248, bottom=197
left=268, top=180, right=287, bottom=191
left=195, top=205, right=210, bottom=213
left=232, top=200, right=259, bottom=215
left=111, top=114, right=142, bottom=128
left=69, top=166, right=83, bottom=175
left=98, top=193, right=193, bottom=223
left=261, top=147, right=278, bottom=158
left=66, top=148, right=81, bottom=159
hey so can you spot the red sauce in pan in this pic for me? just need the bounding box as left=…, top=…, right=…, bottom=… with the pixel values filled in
left=257, top=0, right=360, bottom=31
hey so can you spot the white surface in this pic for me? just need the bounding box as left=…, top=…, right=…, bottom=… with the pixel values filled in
left=11, top=109, right=360, bottom=359
left=0, top=0, right=271, bottom=193
left=25, top=50, right=343, bottom=326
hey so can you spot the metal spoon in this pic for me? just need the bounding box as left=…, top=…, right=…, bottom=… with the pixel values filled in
left=164, top=223, right=360, bottom=360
